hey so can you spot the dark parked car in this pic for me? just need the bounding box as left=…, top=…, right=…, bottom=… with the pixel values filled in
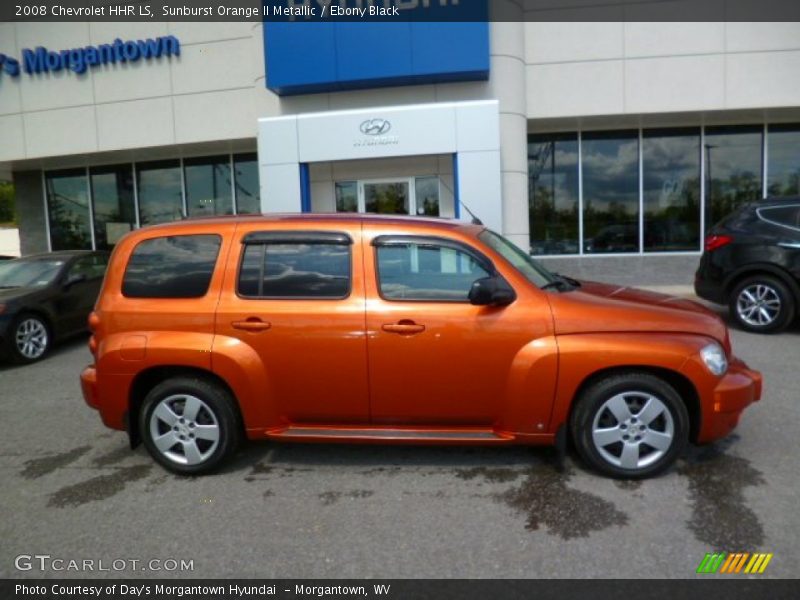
left=0, top=251, right=108, bottom=363
left=695, top=198, right=800, bottom=333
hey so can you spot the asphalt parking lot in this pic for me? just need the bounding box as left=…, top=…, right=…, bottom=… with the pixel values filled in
left=1, top=306, right=798, bottom=579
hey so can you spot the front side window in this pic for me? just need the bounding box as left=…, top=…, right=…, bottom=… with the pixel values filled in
left=122, top=235, right=221, bottom=298
left=238, top=242, right=351, bottom=299
left=375, top=240, right=490, bottom=301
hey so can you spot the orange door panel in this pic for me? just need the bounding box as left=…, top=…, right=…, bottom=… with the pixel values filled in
left=214, top=223, right=369, bottom=425
left=363, top=228, right=555, bottom=428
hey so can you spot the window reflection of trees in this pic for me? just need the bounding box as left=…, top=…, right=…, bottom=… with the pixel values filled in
left=528, top=135, right=579, bottom=256
left=45, top=172, right=92, bottom=251
left=704, top=127, right=763, bottom=229
left=643, top=130, right=700, bottom=252
left=582, top=132, right=639, bottom=254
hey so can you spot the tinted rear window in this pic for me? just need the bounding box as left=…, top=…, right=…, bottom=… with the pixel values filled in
left=122, top=235, right=221, bottom=298
left=238, top=242, right=350, bottom=299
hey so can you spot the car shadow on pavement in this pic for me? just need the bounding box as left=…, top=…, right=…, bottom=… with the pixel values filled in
left=0, top=333, right=90, bottom=372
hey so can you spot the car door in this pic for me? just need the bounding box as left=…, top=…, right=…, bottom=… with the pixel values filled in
left=57, top=254, right=108, bottom=335
left=363, top=228, right=556, bottom=429
left=214, top=224, right=370, bottom=425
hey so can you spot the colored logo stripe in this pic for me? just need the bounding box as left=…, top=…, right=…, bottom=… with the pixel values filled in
left=698, top=552, right=773, bottom=574
left=697, top=553, right=726, bottom=573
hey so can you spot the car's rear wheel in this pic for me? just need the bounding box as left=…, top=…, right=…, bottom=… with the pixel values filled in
left=10, top=313, right=51, bottom=364
left=140, top=377, right=241, bottom=475
left=730, top=275, right=795, bottom=333
left=570, top=372, right=689, bottom=479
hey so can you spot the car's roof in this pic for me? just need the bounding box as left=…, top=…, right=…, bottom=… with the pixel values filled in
left=141, top=213, right=484, bottom=232
left=19, top=250, right=103, bottom=260
left=754, top=196, right=800, bottom=208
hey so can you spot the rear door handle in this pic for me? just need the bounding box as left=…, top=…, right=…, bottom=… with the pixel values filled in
left=232, top=319, right=272, bottom=332
left=382, top=321, right=425, bottom=335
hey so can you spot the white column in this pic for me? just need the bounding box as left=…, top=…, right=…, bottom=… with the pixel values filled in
left=488, top=14, right=529, bottom=251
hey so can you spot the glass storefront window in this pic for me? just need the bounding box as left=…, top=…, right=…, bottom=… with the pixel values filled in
left=234, top=154, right=261, bottom=214
left=642, top=129, right=701, bottom=252
left=582, top=131, right=640, bottom=254
left=184, top=156, right=233, bottom=217
left=45, top=169, right=92, bottom=250
left=90, top=165, right=135, bottom=249
left=335, top=182, right=358, bottom=212
left=136, top=160, right=183, bottom=226
left=364, top=181, right=409, bottom=214
left=528, top=133, right=579, bottom=255
left=767, top=125, right=800, bottom=197
left=414, top=177, right=440, bottom=216
left=704, top=126, right=763, bottom=229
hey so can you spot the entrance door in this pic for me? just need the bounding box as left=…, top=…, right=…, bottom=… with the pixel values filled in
left=360, top=179, right=411, bottom=215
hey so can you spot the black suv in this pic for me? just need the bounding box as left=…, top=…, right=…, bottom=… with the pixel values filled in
left=695, top=198, right=800, bottom=333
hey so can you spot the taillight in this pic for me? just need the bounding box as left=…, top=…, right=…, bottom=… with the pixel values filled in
left=705, top=234, right=733, bottom=252
left=87, top=311, right=100, bottom=357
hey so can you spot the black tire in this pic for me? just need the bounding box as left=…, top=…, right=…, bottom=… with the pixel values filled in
left=8, top=313, right=52, bottom=365
left=139, top=377, right=242, bottom=475
left=729, top=275, right=795, bottom=334
left=570, top=372, right=689, bottom=479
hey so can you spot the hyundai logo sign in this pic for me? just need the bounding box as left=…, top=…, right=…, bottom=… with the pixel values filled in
left=360, top=118, right=391, bottom=136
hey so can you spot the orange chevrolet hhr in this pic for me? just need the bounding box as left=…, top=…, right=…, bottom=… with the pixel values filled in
left=81, top=215, right=762, bottom=478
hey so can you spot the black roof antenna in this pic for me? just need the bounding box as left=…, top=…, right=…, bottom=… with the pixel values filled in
left=460, top=202, right=483, bottom=226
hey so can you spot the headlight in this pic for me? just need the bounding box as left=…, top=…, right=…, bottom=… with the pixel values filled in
left=700, top=343, right=728, bottom=376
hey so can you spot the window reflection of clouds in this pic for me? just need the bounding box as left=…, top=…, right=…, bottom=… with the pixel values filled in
left=705, top=127, right=762, bottom=228
left=528, top=134, right=579, bottom=256
left=768, top=126, right=800, bottom=197
left=123, top=235, right=221, bottom=298
left=582, top=132, right=639, bottom=254
left=136, top=161, right=183, bottom=226
left=643, top=130, right=700, bottom=252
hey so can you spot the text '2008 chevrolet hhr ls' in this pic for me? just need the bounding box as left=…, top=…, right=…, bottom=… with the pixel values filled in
left=80, top=215, right=762, bottom=478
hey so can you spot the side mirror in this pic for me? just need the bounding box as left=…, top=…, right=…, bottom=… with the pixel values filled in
left=64, top=273, right=87, bottom=288
left=468, top=276, right=516, bottom=307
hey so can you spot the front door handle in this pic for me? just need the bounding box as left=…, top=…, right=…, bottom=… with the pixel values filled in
left=232, top=319, right=272, bottom=332
left=382, top=320, right=425, bottom=335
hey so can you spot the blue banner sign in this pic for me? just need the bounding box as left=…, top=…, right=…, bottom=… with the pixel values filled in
left=263, top=2, right=489, bottom=95
left=0, top=36, right=180, bottom=80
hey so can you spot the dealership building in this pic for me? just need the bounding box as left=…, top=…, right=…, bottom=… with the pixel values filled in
left=2, top=13, right=800, bottom=283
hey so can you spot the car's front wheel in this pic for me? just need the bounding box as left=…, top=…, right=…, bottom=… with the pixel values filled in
left=730, top=275, right=795, bottom=333
left=570, top=372, right=689, bottom=479
left=140, top=377, right=242, bottom=475
left=10, top=313, right=51, bottom=364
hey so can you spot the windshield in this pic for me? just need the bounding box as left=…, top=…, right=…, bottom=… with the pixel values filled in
left=0, top=259, right=65, bottom=288
left=478, top=230, right=557, bottom=288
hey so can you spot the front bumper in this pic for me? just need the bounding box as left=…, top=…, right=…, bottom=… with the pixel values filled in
left=698, top=357, right=762, bottom=443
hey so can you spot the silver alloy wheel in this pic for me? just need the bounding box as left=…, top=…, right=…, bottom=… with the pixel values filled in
left=736, top=284, right=781, bottom=327
left=591, top=391, right=675, bottom=470
left=149, top=394, right=220, bottom=466
left=15, top=317, right=48, bottom=360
